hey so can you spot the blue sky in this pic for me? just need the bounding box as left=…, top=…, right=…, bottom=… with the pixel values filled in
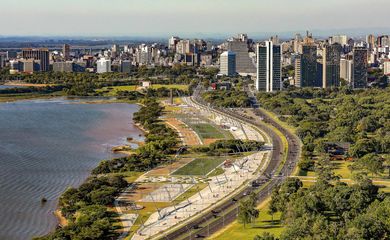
left=1, top=0, right=389, bottom=37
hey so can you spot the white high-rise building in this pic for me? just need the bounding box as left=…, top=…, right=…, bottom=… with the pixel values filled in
left=219, top=51, right=236, bottom=76
left=384, top=61, right=390, bottom=75
left=96, top=58, right=111, bottom=73
left=340, top=58, right=353, bottom=83
left=256, top=41, right=282, bottom=92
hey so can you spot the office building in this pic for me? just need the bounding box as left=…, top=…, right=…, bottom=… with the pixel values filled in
left=96, top=58, right=112, bottom=73
left=300, top=44, right=321, bottom=87
left=256, top=41, right=282, bottom=92
left=63, top=44, right=70, bottom=60
left=22, top=48, right=49, bottom=71
left=322, top=43, right=342, bottom=88
left=220, top=51, right=236, bottom=76
left=352, top=47, right=368, bottom=89
left=227, top=35, right=256, bottom=75
left=340, top=58, right=353, bottom=83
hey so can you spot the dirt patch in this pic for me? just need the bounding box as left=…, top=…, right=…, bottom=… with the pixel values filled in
left=146, top=157, right=195, bottom=176
left=165, top=118, right=202, bottom=146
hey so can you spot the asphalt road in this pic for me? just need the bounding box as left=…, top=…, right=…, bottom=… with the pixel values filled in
left=158, top=95, right=301, bottom=240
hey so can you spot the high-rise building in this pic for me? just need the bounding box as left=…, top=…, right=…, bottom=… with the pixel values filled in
left=352, top=47, right=368, bottom=89
left=300, top=44, right=321, bottom=87
left=366, top=34, right=376, bottom=50
left=227, top=35, right=256, bottom=75
left=96, top=58, right=112, bottom=73
left=256, top=41, right=282, bottom=92
left=176, top=40, right=191, bottom=54
left=340, top=58, right=353, bottom=83
left=377, top=35, right=390, bottom=47
left=294, top=55, right=302, bottom=87
left=293, top=33, right=303, bottom=53
left=63, top=44, right=70, bottom=60
left=220, top=51, right=236, bottom=76
left=330, top=35, right=348, bottom=46
left=383, top=61, right=390, bottom=75
left=168, top=36, right=180, bottom=51
left=322, top=43, right=342, bottom=88
left=20, top=59, right=41, bottom=73
left=53, top=61, right=74, bottom=72
left=120, top=60, right=132, bottom=73
left=111, top=44, right=119, bottom=58
left=22, top=48, right=49, bottom=71
left=0, top=54, right=5, bottom=68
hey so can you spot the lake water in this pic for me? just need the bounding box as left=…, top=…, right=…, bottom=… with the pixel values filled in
left=0, top=98, right=143, bottom=240
left=0, top=85, right=26, bottom=90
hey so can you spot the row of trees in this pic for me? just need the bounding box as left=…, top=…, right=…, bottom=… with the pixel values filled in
left=93, top=98, right=179, bottom=175
left=202, top=89, right=251, bottom=108
left=194, top=139, right=265, bottom=156
left=34, top=175, right=128, bottom=240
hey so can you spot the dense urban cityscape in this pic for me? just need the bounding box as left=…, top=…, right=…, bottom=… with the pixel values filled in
left=1, top=32, right=389, bottom=91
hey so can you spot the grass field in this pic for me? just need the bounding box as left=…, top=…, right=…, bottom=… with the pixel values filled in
left=188, top=123, right=226, bottom=139
left=172, top=157, right=225, bottom=176
left=210, top=202, right=284, bottom=240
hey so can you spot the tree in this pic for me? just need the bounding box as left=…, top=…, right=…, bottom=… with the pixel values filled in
left=351, top=153, right=385, bottom=176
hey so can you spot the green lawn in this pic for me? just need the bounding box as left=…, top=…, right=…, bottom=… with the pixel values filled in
left=172, top=157, right=225, bottom=176
left=150, top=84, right=189, bottom=91
left=188, top=123, right=226, bottom=139
left=210, top=202, right=284, bottom=240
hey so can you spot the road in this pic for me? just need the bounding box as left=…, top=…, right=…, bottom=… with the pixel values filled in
left=157, top=87, right=301, bottom=240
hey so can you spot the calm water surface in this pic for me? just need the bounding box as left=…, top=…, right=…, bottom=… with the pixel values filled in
left=0, top=98, right=142, bottom=240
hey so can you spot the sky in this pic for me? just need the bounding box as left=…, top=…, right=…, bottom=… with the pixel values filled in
left=1, top=0, right=389, bottom=38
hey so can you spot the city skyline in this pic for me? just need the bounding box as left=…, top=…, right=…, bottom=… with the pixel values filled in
left=1, top=0, right=390, bottom=37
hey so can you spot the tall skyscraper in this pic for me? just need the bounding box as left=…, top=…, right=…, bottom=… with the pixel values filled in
left=22, top=48, right=50, bottom=72
left=294, top=55, right=302, bottom=87
left=256, top=41, right=282, bottom=92
left=227, top=35, right=256, bottom=75
left=340, top=58, right=353, bottom=84
left=322, top=43, right=342, bottom=88
left=220, top=51, right=236, bottom=76
left=63, top=44, right=70, bottom=60
left=300, top=44, right=321, bottom=87
left=352, top=47, right=368, bottom=89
